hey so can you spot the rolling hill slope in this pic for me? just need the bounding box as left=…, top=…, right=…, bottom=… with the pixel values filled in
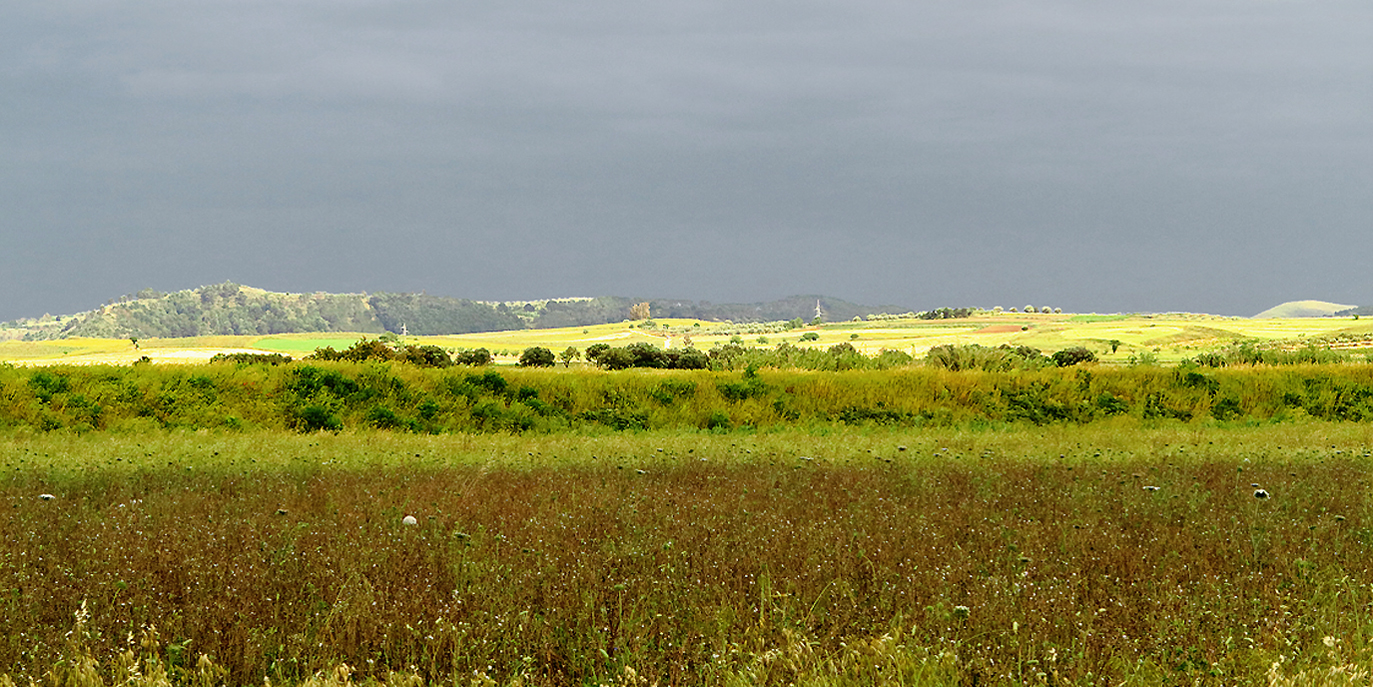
left=0, top=283, right=915, bottom=341
left=1253, top=300, right=1359, bottom=318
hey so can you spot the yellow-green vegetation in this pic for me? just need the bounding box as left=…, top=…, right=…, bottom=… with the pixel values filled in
left=6, top=359, right=1373, bottom=435
left=5, top=311, right=1372, bottom=367
left=4, top=425, right=1373, bottom=685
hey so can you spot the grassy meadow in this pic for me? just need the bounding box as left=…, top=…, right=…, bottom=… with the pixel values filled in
left=5, top=425, right=1373, bottom=686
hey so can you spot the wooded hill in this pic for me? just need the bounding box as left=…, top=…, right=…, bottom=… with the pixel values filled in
left=3, top=283, right=911, bottom=340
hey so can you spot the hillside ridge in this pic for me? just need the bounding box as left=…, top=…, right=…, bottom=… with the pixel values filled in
left=0, top=283, right=914, bottom=341
left=1253, top=300, right=1359, bottom=319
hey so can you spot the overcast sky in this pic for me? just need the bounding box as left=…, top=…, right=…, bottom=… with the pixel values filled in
left=3, top=0, right=1370, bottom=321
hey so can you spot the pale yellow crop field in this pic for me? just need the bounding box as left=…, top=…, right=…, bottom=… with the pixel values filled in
left=2, top=312, right=1368, bottom=366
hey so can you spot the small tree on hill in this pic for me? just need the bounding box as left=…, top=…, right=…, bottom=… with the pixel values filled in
left=559, top=346, right=580, bottom=367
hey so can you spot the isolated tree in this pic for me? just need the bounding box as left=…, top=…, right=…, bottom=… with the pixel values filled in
left=559, top=346, right=580, bottom=367
left=518, top=346, right=556, bottom=367
left=1025, top=305, right=1036, bottom=314
left=630, top=302, right=651, bottom=320
left=1108, top=339, right=1123, bottom=354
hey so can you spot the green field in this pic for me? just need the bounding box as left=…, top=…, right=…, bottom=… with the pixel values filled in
left=4, top=312, right=1371, bottom=367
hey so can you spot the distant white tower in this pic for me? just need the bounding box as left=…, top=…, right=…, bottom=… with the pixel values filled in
left=814, top=300, right=824, bottom=320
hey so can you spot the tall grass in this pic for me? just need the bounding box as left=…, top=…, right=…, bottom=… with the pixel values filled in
left=4, top=425, right=1373, bottom=685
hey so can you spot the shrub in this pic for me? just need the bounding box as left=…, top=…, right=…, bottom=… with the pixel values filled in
left=364, top=405, right=407, bottom=430
left=209, top=352, right=293, bottom=365
left=717, top=365, right=769, bottom=401
left=518, top=347, right=556, bottom=367
left=28, top=371, right=70, bottom=402
left=286, top=366, right=359, bottom=398
left=665, top=348, right=709, bottom=370
left=800, top=332, right=820, bottom=342
left=465, top=370, right=508, bottom=395
left=399, top=345, right=452, bottom=368
left=584, top=344, right=611, bottom=365
left=454, top=348, right=493, bottom=366
left=339, top=339, right=397, bottom=363
left=828, top=342, right=857, bottom=357
left=559, top=346, right=580, bottom=367
left=294, top=405, right=342, bottom=432
left=925, top=344, right=1045, bottom=372
left=1192, top=352, right=1226, bottom=367
left=1128, top=350, right=1160, bottom=367
left=704, top=410, right=732, bottom=431
left=596, top=348, right=636, bottom=370
left=1051, top=346, right=1097, bottom=367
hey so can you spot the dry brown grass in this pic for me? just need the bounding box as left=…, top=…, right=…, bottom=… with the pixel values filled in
left=3, top=428, right=1373, bottom=685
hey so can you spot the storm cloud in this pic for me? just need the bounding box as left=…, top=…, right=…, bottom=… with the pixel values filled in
left=3, top=0, right=1370, bottom=320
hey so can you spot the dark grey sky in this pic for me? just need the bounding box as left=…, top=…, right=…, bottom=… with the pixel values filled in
left=3, top=0, right=1370, bottom=321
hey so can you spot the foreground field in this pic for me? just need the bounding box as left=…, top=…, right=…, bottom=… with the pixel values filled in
left=5, top=425, right=1373, bottom=685
left=4, top=312, right=1371, bottom=367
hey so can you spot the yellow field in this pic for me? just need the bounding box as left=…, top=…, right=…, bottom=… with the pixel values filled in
left=2, top=312, right=1369, bottom=366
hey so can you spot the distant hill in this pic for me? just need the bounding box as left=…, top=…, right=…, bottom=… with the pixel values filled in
left=0, top=283, right=917, bottom=341
left=1253, top=300, right=1359, bottom=319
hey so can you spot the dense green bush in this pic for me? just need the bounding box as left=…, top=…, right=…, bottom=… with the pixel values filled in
left=1051, top=346, right=1097, bottom=367
left=453, top=348, right=492, bottom=366
left=582, top=342, right=709, bottom=370
left=925, top=344, right=1048, bottom=372
left=518, top=346, right=556, bottom=367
